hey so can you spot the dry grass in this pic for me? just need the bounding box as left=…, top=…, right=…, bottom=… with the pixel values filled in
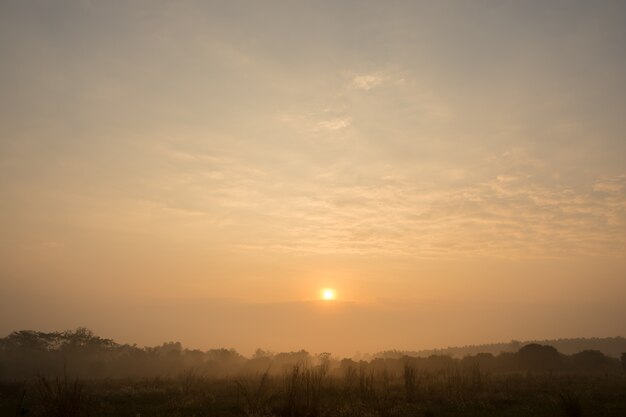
left=35, top=374, right=85, bottom=417
left=1, top=367, right=624, bottom=416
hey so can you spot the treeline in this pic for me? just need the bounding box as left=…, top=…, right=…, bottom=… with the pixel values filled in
left=1, top=328, right=625, bottom=380
left=377, top=336, right=626, bottom=359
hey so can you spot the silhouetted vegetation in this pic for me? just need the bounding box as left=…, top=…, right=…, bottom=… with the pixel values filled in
left=377, top=337, right=626, bottom=359
left=1, top=328, right=625, bottom=416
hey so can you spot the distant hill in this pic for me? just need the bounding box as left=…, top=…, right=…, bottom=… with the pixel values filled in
left=377, top=337, right=626, bottom=359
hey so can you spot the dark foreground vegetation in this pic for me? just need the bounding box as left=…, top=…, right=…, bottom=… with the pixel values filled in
left=1, top=329, right=625, bottom=417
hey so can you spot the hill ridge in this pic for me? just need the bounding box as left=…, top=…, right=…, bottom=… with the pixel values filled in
left=377, top=336, right=626, bottom=359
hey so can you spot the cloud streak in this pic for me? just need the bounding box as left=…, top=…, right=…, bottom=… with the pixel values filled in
left=147, top=142, right=626, bottom=260
left=352, top=73, right=384, bottom=90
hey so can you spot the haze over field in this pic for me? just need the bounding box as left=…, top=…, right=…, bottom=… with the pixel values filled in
left=1, top=1, right=625, bottom=356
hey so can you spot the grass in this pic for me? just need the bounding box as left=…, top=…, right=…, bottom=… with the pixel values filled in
left=0, top=369, right=625, bottom=416
left=34, top=374, right=85, bottom=417
left=558, top=391, right=582, bottom=417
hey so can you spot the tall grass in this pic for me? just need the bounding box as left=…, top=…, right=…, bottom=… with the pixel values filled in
left=559, top=391, right=582, bottom=417
left=2, top=364, right=621, bottom=417
left=403, top=363, right=416, bottom=403
left=35, top=374, right=86, bottom=417
left=236, top=366, right=273, bottom=417
left=13, top=388, right=26, bottom=417
left=282, top=359, right=330, bottom=417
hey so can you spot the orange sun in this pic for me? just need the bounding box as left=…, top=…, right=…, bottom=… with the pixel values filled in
left=321, top=288, right=335, bottom=300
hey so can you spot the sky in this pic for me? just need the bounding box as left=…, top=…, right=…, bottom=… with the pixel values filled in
left=1, top=0, right=625, bottom=357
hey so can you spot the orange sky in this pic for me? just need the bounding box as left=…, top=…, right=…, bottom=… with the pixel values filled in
left=1, top=1, right=625, bottom=356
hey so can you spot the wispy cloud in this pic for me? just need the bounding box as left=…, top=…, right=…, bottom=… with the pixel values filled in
left=351, top=73, right=384, bottom=90
left=148, top=142, right=626, bottom=260
left=315, top=117, right=351, bottom=131
left=593, top=175, right=625, bottom=194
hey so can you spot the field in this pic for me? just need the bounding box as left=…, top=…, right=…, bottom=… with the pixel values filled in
left=2, top=368, right=626, bottom=417
left=2, top=332, right=625, bottom=416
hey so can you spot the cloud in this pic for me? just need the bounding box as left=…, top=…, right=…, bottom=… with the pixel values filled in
left=351, top=74, right=384, bottom=90
left=139, top=136, right=626, bottom=260
left=593, top=175, right=625, bottom=194
left=315, top=117, right=352, bottom=131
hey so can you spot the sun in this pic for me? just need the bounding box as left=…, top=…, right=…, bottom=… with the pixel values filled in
left=321, top=288, right=335, bottom=300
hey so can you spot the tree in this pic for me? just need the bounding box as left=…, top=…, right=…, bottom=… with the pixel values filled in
left=572, top=350, right=608, bottom=372
left=517, top=344, right=562, bottom=372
